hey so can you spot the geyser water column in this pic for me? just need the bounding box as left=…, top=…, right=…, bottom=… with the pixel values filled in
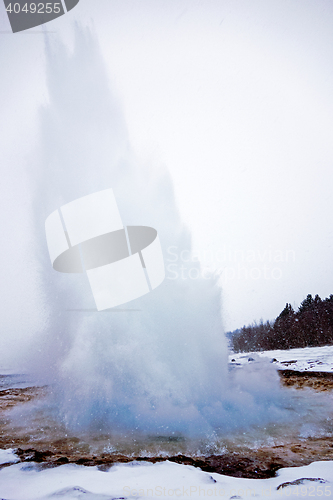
left=45, top=188, right=165, bottom=310
left=27, top=24, right=307, bottom=447
left=31, top=25, right=229, bottom=435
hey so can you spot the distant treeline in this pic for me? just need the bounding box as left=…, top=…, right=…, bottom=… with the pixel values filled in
left=231, top=294, right=333, bottom=352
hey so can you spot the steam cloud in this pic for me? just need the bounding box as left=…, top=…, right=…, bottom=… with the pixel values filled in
left=27, top=25, right=301, bottom=440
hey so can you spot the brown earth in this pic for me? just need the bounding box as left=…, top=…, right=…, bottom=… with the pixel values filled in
left=0, top=371, right=333, bottom=478
left=279, top=369, right=333, bottom=391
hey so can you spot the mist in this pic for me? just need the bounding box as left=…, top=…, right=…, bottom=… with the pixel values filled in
left=2, top=16, right=330, bottom=447
left=4, top=25, right=303, bottom=439
left=23, top=25, right=227, bottom=435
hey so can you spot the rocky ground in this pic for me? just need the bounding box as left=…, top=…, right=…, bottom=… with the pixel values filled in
left=279, top=369, right=333, bottom=391
left=0, top=371, right=333, bottom=479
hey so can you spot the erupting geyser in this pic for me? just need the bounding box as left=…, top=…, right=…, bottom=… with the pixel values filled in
left=27, top=25, right=296, bottom=443
left=30, top=25, right=228, bottom=436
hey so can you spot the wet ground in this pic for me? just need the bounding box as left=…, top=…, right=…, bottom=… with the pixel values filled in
left=279, top=369, right=333, bottom=391
left=0, top=371, right=333, bottom=478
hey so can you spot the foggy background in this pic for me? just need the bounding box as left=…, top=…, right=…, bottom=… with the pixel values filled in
left=1, top=0, right=333, bottom=370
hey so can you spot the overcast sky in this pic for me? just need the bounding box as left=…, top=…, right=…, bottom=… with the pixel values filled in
left=1, top=0, right=333, bottom=335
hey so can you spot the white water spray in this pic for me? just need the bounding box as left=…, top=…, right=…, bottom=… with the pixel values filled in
left=28, top=26, right=302, bottom=442
left=30, top=26, right=229, bottom=436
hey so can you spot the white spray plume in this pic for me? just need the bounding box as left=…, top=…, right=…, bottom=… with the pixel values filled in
left=26, top=25, right=304, bottom=439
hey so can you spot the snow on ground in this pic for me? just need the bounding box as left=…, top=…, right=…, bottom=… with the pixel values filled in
left=0, top=448, right=19, bottom=465
left=229, top=345, right=333, bottom=372
left=0, top=456, right=333, bottom=500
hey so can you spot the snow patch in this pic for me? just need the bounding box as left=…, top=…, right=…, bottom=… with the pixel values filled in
left=229, top=345, right=333, bottom=373
left=0, top=448, right=19, bottom=465
left=0, top=457, right=333, bottom=500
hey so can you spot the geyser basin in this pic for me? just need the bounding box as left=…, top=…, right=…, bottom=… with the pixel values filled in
left=1, top=371, right=333, bottom=461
